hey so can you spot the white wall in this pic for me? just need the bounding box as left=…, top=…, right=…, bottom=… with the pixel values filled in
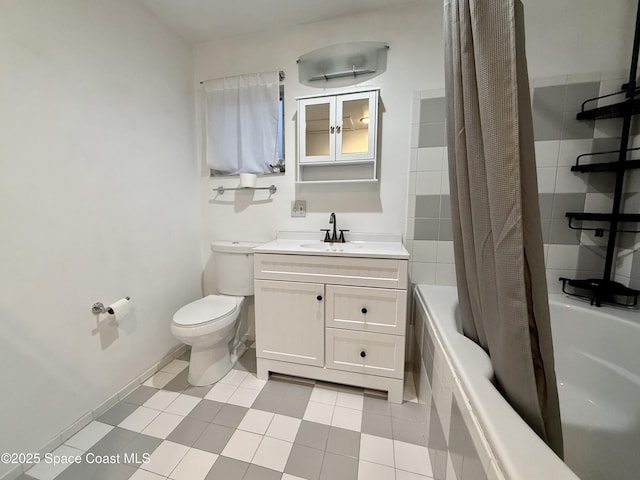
left=0, top=1, right=201, bottom=473
left=194, top=1, right=441, bottom=283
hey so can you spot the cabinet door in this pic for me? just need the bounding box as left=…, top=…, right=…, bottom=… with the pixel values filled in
left=298, top=97, right=335, bottom=164
left=254, top=279, right=325, bottom=367
left=335, top=91, right=378, bottom=162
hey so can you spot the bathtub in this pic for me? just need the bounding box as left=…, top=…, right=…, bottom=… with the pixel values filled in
left=413, top=284, right=640, bottom=480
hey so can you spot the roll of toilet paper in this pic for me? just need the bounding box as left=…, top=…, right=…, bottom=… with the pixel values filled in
left=239, top=173, right=257, bottom=188
left=107, top=297, right=130, bottom=317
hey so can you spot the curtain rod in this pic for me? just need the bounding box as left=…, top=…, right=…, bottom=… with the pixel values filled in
left=199, top=71, right=285, bottom=85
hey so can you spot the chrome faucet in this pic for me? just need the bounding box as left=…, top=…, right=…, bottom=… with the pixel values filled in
left=321, top=212, right=349, bottom=243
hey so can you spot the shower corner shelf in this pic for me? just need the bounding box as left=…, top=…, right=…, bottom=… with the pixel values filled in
left=560, top=0, right=640, bottom=307
left=559, top=277, right=639, bottom=307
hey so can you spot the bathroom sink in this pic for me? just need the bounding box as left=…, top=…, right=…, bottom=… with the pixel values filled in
left=298, top=241, right=364, bottom=252
left=253, top=235, right=410, bottom=260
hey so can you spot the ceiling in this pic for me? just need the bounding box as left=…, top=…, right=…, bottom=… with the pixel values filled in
left=138, top=0, right=420, bottom=43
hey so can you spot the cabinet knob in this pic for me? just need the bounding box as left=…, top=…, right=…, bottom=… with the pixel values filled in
left=360, top=351, right=366, bottom=358
left=317, top=295, right=323, bottom=301
left=361, top=307, right=368, bottom=314
left=330, top=126, right=335, bottom=134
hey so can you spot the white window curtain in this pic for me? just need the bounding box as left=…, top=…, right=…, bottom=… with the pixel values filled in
left=204, top=72, right=279, bottom=175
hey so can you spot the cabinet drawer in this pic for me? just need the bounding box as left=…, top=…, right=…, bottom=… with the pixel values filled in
left=326, top=285, right=406, bottom=335
left=255, top=253, right=408, bottom=289
left=326, top=328, right=404, bottom=379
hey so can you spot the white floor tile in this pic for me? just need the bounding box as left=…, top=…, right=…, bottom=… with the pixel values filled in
left=395, top=470, right=430, bottom=480
left=144, top=391, right=180, bottom=411
left=161, top=359, right=189, bottom=374
left=204, top=382, right=237, bottom=403
left=142, top=412, right=185, bottom=439
left=168, top=448, right=218, bottom=480
left=331, top=406, right=362, bottom=431
left=26, top=445, right=84, bottom=480
left=165, top=394, right=201, bottom=416
left=265, top=414, right=301, bottom=442
left=309, top=385, right=338, bottom=405
left=227, top=386, right=260, bottom=407
left=251, top=436, right=293, bottom=472
left=221, top=430, right=262, bottom=463
left=143, top=371, right=178, bottom=388
left=239, top=374, right=267, bottom=391
left=238, top=409, right=274, bottom=435
left=357, top=460, right=395, bottom=480
left=336, top=391, right=364, bottom=410
left=303, top=401, right=334, bottom=425
left=119, top=406, right=161, bottom=432
left=359, top=434, right=395, bottom=467
left=130, top=469, right=166, bottom=480
left=219, top=369, right=249, bottom=386
left=142, top=440, right=190, bottom=476
left=282, top=475, right=307, bottom=480
left=394, top=440, right=433, bottom=477
left=64, top=421, right=113, bottom=451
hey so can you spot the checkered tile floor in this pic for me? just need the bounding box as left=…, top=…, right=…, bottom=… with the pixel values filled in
left=21, top=348, right=433, bottom=480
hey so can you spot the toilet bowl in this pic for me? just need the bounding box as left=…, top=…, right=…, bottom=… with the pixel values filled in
left=171, top=241, right=260, bottom=386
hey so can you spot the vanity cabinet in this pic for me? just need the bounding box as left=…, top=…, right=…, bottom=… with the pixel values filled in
left=254, top=253, right=408, bottom=402
left=297, top=89, right=379, bottom=183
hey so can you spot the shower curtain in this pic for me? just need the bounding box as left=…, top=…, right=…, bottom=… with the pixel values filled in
left=444, top=0, right=563, bottom=456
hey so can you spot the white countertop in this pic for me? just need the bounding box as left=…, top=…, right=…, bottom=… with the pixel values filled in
left=253, top=231, right=410, bottom=260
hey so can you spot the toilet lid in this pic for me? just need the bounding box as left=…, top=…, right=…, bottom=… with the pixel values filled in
left=173, top=295, right=238, bottom=326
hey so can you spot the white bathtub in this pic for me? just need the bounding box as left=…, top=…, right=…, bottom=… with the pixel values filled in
left=414, top=284, right=640, bottom=480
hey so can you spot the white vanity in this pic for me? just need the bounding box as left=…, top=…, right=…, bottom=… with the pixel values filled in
left=253, top=233, right=409, bottom=402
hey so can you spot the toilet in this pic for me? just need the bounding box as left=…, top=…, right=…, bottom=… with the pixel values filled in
left=171, top=241, right=260, bottom=386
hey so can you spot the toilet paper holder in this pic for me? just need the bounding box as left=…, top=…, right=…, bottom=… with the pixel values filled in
left=92, top=297, right=130, bottom=315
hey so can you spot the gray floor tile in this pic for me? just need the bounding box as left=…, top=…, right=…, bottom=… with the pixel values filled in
left=212, top=404, right=248, bottom=429
left=87, top=428, right=138, bottom=456
left=326, top=427, right=360, bottom=458
left=15, top=476, right=38, bottom=480
left=92, top=462, right=136, bottom=480
left=243, top=464, right=281, bottom=480
left=285, top=444, right=324, bottom=480
left=392, top=417, right=427, bottom=447
left=391, top=401, right=427, bottom=422
left=97, top=402, right=139, bottom=426
left=182, top=383, right=213, bottom=398
left=319, top=452, right=358, bottom=480
left=252, top=380, right=312, bottom=418
left=122, top=386, right=157, bottom=405
left=187, top=399, right=224, bottom=422
left=295, top=421, right=330, bottom=450
left=120, top=434, right=162, bottom=465
left=166, top=417, right=209, bottom=447
left=53, top=457, right=100, bottom=480
left=162, top=369, right=190, bottom=392
left=177, top=349, right=191, bottom=361
left=193, top=423, right=235, bottom=454
left=362, top=396, right=392, bottom=416
left=361, top=411, right=393, bottom=439
left=204, top=456, right=248, bottom=480
left=234, top=348, right=257, bottom=373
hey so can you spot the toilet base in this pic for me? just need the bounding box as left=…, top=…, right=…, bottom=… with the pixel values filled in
left=188, top=343, right=234, bottom=386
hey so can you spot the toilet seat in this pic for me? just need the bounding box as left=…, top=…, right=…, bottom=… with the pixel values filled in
left=173, top=295, right=239, bottom=327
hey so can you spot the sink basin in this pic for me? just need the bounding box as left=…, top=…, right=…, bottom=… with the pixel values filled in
left=299, top=241, right=364, bottom=251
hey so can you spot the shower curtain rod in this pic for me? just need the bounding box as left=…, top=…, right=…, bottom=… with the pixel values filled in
left=199, top=71, right=285, bottom=85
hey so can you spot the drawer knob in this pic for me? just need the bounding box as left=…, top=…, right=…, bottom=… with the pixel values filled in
left=317, top=295, right=323, bottom=301
left=360, top=351, right=366, bottom=358
left=361, top=307, right=368, bottom=314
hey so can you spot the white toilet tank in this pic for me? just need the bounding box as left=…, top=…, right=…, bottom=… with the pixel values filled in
left=211, top=241, right=261, bottom=296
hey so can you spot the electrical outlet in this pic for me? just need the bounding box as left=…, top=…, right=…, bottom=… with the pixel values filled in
left=291, top=200, right=306, bottom=217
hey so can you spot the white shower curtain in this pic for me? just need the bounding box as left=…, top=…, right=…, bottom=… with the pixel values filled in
left=204, top=72, right=279, bottom=175
left=444, top=0, right=564, bottom=456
